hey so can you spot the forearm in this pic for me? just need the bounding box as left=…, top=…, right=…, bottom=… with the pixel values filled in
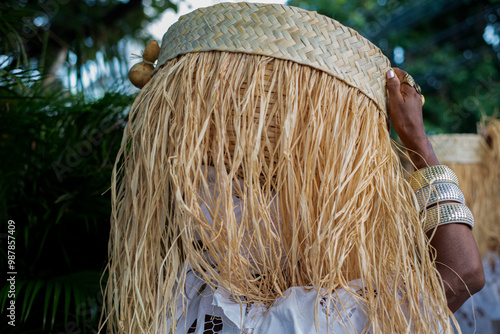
left=387, top=68, right=485, bottom=311
left=427, top=224, right=484, bottom=312
left=407, top=138, right=485, bottom=312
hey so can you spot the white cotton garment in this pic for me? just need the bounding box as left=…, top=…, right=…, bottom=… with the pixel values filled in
left=163, top=264, right=445, bottom=334
left=166, top=264, right=371, bottom=334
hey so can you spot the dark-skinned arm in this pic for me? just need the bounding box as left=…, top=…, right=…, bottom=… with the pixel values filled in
left=386, top=68, right=485, bottom=312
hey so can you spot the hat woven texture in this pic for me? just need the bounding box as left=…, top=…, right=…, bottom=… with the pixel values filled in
left=157, top=2, right=391, bottom=112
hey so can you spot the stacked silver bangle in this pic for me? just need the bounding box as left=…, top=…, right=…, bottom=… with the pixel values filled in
left=415, top=182, right=465, bottom=209
left=409, top=165, right=474, bottom=233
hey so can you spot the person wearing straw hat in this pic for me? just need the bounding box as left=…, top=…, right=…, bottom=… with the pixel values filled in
left=103, top=3, right=484, bottom=333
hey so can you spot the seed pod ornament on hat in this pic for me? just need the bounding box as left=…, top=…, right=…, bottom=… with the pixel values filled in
left=105, top=3, right=455, bottom=333
left=128, top=40, right=159, bottom=89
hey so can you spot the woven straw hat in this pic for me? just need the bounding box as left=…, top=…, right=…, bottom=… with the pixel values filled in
left=429, top=134, right=488, bottom=164
left=156, top=2, right=391, bottom=112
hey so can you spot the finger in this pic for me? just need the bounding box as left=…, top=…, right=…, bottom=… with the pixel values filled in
left=395, top=68, right=421, bottom=98
left=386, top=68, right=403, bottom=102
left=392, top=67, right=406, bottom=82
left=394, top=68, right=411, bottom=94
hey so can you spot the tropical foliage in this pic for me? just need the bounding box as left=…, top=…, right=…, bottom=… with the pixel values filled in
left=289, top=0, right=500, bottom=133
left=0, top=71, right=134, bottom=333
left=0, top=0, right=176, bottom=333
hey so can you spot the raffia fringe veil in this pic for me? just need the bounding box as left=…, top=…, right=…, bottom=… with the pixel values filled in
left=102, top=51, right=456, bottom=333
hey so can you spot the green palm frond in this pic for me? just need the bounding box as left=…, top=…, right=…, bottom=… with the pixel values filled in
left=0, top=271, right=106, bottom=331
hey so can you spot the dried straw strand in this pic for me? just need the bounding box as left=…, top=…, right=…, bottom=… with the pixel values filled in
left=483, top=119, right=500, bottom=256
left=104, top=51, right=455, bottom=333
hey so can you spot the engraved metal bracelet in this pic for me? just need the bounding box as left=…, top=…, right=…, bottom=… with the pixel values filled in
left=421, top=203, right=474, bottom=233
left=415, top=182, right=465, bottom=211
left=409, top=165, right=459, bottom=193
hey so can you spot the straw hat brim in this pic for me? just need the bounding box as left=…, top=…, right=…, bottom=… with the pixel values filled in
left=157, top=2, right=391, bottom=113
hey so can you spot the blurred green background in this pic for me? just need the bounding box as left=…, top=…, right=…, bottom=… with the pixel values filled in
left=1, top=0, right=499, bottom=333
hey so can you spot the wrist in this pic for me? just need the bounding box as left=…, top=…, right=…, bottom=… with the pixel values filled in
left=403, top=137, right=439, bottom=169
